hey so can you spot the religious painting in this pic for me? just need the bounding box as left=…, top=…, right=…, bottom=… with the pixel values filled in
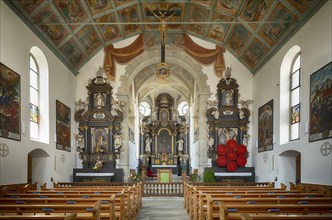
left=208, top=12, right=232, bottom=41
left=221, top=89, right=235, bottom=107
left=119, top=5, right=140, bottom=34
left=76, top=26, right=101, bottom=55
left=86, top=0, right=111, bottom=15
left=309, top=61, right=332, bottom=142
left=286, top=0, right=317, bottom=14
left=0, top=63, right=21, bottom=141
left=97, top=13, right=120, bottom=40
left=187, top=4, right=206, bottom=35
left=259, top=2, right=297, bottom=46
left=218, top=128, right=238, bottom=145
left=155, top=128, right=174, bottom=155
left=258, top=100, right=273, bottom=152
left=227, top=24, right=252, bottom=55
left=240, top=0, right=272, bottom=29
left=60, top=39, right=85, bottom=67
left=242, top=38, right=268, bottom=68
left=56, top=100, right=71, bottom=152
left=216, top=0, right=243, bottom=16
left=53, top=0, right=87, bottom=31
left=33, top=6, right=68, bottom=45
left=91, top=127, right=109, bottom=153
left=16, top=0, right=44, bottom=15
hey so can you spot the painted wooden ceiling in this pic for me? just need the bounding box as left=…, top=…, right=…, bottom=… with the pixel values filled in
left=5, top=0, right=326, bottom=75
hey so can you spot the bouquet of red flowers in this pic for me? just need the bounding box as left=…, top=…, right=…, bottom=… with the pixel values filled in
left=216, top=139, right=248, bottom=172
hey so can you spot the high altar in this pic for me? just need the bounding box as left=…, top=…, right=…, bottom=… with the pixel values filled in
left=139, top=93, right=190, bottom=176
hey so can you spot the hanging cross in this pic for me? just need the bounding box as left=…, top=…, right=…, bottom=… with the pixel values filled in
left=146, top=3, right=181, bottom=62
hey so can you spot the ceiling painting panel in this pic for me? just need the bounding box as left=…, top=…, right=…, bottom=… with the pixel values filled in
left=53, top=0, right=88, bottom=31
left=32, top=5, right=69, bottom=45
left=207, top=12, right=233, bottom=42
left=227, top=24, right=252, bottom=56
left=60, top=39, right=85, bottom=68
left=240, top=0, right=274, bottom=30
left=118, top=5, right=141, bottom=35
left=215, top=0, right=244, bottom=16
left=187, top=4, right=209, bottom=35
left=16, top=0, right=45, bottom=15
left=242, top=38, right=269, bottom=69
left=86, top=0, right=112, bottom=15
left=97, top=13, right=121, bottom=41
left=286, top=0, right=319, bottom=14
left=259, top=2, right=298, bottom=46
left=76, top=26, right=101, bottom=55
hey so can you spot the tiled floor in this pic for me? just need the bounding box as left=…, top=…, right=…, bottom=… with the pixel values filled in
left=136, top=197, right=190, bottom=220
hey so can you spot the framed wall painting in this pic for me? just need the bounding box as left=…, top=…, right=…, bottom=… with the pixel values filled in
left=309, top=61, right=332, bottom=142
left=258, top=100, right=273, bottom=152
left=56, top=100, right=71, bottom=151
left=0, top=63, right=21, bottom=141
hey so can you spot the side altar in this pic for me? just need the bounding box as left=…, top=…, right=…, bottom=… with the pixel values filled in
left=139, top=93, right=190, bottom=176
left=205, top=69, right=255, bottom=182
left=73, top=67, right=124, bottom=182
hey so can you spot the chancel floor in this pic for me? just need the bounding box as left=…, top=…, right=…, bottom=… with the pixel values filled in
left=137, top=197, right=190, bottom=220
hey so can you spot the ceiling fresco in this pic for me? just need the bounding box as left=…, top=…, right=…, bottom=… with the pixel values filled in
left=4, top=0, right=326, bottom=75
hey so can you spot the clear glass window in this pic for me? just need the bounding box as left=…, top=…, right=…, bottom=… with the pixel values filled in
left=139, top=101, right=151, bottom=116
left=177, top=101, right=189, bottom=116
left=290, top=53, right=301, bottom=141
left=30, top=54, right=39, bottom=139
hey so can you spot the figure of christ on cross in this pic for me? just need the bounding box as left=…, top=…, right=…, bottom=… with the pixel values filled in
left=151, top=4, right=176, bottom=46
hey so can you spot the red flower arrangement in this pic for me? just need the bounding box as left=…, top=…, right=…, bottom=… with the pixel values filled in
left=216, top=139, right=248, bottom=172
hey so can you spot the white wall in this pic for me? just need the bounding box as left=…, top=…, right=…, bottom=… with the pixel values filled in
left=0, top=2, right=77, bottom=186
left=252, top=1, right=332, bottom=186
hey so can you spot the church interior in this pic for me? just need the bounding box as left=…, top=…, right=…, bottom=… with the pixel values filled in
left=0, top=0, right=331, bottom=219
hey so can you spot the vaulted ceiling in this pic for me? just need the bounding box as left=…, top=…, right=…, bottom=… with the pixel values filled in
left=5, top=0, right=326, bottom=75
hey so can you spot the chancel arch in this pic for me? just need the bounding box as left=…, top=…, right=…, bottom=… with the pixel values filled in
left=116, top=45, right=211, bottom=176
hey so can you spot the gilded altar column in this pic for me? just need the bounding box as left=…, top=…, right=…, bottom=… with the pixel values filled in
left=116, top=93, right=130, bottom=180
left=197, top=93, right=210, bottom=175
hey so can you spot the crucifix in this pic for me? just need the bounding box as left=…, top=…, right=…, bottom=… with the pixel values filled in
left=147, top=2, right=180, bottom=65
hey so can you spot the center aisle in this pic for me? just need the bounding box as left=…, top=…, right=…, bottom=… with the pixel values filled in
left=136, top=197, right=190, bottom=220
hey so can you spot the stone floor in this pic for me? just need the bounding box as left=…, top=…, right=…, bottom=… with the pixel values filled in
left=136, top=197, right=190, bottom=220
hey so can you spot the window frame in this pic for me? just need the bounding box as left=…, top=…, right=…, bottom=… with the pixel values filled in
left=289, top=52, right=301, bottom=141
left=29, top=53, right=40, bottom=140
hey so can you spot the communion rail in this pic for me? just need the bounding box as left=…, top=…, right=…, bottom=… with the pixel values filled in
left=142, top=182, right=184, bottom=197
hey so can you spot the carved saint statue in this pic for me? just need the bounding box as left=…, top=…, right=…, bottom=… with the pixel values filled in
left=93, top=156, right=103, bottom=170
left=113, top=134, right=122, bottom=152
left=145, top=137, right=152, bottom=153
left=177, top=138, right=184, bottom=152
left=95, top=93, right=105, bottom=108
left=95, top=134, right=104, bottom=153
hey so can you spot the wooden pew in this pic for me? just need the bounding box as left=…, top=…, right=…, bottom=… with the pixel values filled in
left=0, top=213, right=77, bottom=220
left=204, top=194, right=332, bottom=220
left=217, top=202, right=332, bottom=220
left=240, top=213, right=332, bottom=220
left=0, top=201, right=101, bottom=220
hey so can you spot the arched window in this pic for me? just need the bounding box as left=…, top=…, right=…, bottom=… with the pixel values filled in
left=29, top=47, right=49, bottom=143
left=29, top=54, right=39, bottom=140
left=177, top=101, right=189, bottom=116
left=290, top=53, right=301, bottom=141
left=139, top=101, right=151, bottom=116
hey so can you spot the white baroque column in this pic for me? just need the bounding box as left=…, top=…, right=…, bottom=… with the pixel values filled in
left=116, top=93, right=130, bottom=180
left=197, top=93, right=211, bottom=175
